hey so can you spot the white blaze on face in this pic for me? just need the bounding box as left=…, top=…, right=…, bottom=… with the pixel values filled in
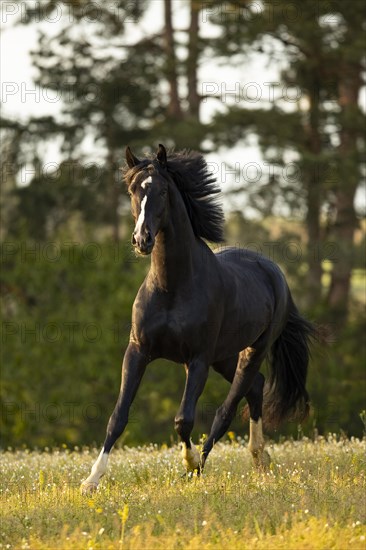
left=141, top=176, right=152, bottom=189
left=134, top=194, right=148, bottom=237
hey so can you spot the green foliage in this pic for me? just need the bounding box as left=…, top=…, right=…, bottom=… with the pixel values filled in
left=1, top=239, right=145, bottom=447
left=1, top=0, right=365, bottom=449
left=1, top=228, right=365, bottom=449
left=7, top=161, right=120, bottom=240
left=309, top=319, right=366, bottom=437
left=208, top=0, right=366, bottom=320
left=0, top=236, right=232, bottom=448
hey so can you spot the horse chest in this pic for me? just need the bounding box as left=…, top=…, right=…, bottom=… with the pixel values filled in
left=151, top=317, right=190, bottom=362
left=134, top=300, right=205, bottom=362
left=156, top=309, right=192, bottom=343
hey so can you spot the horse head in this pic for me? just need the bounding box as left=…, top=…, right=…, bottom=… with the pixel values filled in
left=125, top=144, right=169, bottom=255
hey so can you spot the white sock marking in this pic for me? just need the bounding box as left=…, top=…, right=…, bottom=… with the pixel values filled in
left=248, top=418, right=271, bottom=469
left=84, top=447, right=109, bottom=486
left=248, top=418, right=264, bottom=454
left=182, top=441, right=200, bottom=471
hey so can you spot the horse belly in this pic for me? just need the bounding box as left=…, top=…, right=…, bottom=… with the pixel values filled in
left=214, top=299, right=272, bottom=361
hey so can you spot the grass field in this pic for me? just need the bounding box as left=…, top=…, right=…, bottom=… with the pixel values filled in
left=1, top=436, right=365, bottom=549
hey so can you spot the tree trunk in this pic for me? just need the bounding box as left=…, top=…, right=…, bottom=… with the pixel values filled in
left=106, top=128, right=119, bottom=243
left=163, top=0, right=182, bottom=119
left=326, top=65, right=361, bottom=322
left=304, top=77, right=323, bottom=307
left=326, top=193, right=355, bottom=314
left=306, top=177, right=322, bottom=305
left=187, top=0, right=200, bottom=120
left=110, top=152, right=119, bottom=243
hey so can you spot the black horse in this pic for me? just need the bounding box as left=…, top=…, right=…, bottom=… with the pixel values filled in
left=81, top=144, right=314, bottom=492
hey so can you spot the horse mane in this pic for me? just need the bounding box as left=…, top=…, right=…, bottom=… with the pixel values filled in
left=166, top=150, right=225, bottom=243
left=123, top=149, right=225, bottom=243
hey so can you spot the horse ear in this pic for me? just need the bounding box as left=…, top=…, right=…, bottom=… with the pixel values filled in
left=126, top=146, right=140, bottom=168
left=156, top=144, right=167, bottom=168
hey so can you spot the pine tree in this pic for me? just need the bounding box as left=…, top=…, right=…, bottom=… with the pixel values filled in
left=6, top=0, right=213, bottom=239
left=325, top=4, right=365, bottom=319
left=207, top=0, right=366, bottom=321
left=12, top=1, right=161, bottom=240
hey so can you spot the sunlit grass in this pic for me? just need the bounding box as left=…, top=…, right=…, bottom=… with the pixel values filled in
left=1, top=436, right=365, bottom=549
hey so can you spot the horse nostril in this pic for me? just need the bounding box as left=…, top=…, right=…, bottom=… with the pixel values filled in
left=146, top=232, right=153, bottom=246
left=131, top=233, right=136, bottom=246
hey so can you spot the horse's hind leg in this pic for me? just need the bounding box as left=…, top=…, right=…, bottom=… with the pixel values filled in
left=246, top=372, right=271, bottom=470
left=201, top=338, right=269, bottom=470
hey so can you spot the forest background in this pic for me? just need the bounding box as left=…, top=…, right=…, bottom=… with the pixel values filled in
left=1, top=0, right=365, bottom=448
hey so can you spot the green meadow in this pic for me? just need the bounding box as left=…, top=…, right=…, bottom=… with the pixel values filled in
left=2, top=436, right=365, bottom=549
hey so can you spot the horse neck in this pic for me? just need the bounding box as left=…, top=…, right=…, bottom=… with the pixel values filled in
left=149, top=184, right=199, bottom=291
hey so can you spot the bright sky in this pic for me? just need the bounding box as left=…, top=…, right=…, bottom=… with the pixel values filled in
left=0, top=1, right=282, bottom=120
left=1, top=1, right=364, bottom=213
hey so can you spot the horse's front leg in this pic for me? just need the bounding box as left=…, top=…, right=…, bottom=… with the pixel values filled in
left=81, top=342, right=148, bottom=494
left=175, top=360, right=208, bottom=473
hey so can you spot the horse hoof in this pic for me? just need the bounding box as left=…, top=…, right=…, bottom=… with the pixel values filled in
left=80, top=480, right=98, bottom=495
left=253, top=451, right=271, bottom=472
left=182, top=443, right=201, bottom=472
left=262, top=450, right=271, bottom=468
left=181, top=468, right=201, bottom=481
left=252, top=450, right=271, bottom=471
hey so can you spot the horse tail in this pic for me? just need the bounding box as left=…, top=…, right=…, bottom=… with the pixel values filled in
left=262, top=303, right=316, bottom=429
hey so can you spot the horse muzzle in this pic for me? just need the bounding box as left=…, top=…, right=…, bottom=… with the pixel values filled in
left=131, top=230, right=155, bottom=255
